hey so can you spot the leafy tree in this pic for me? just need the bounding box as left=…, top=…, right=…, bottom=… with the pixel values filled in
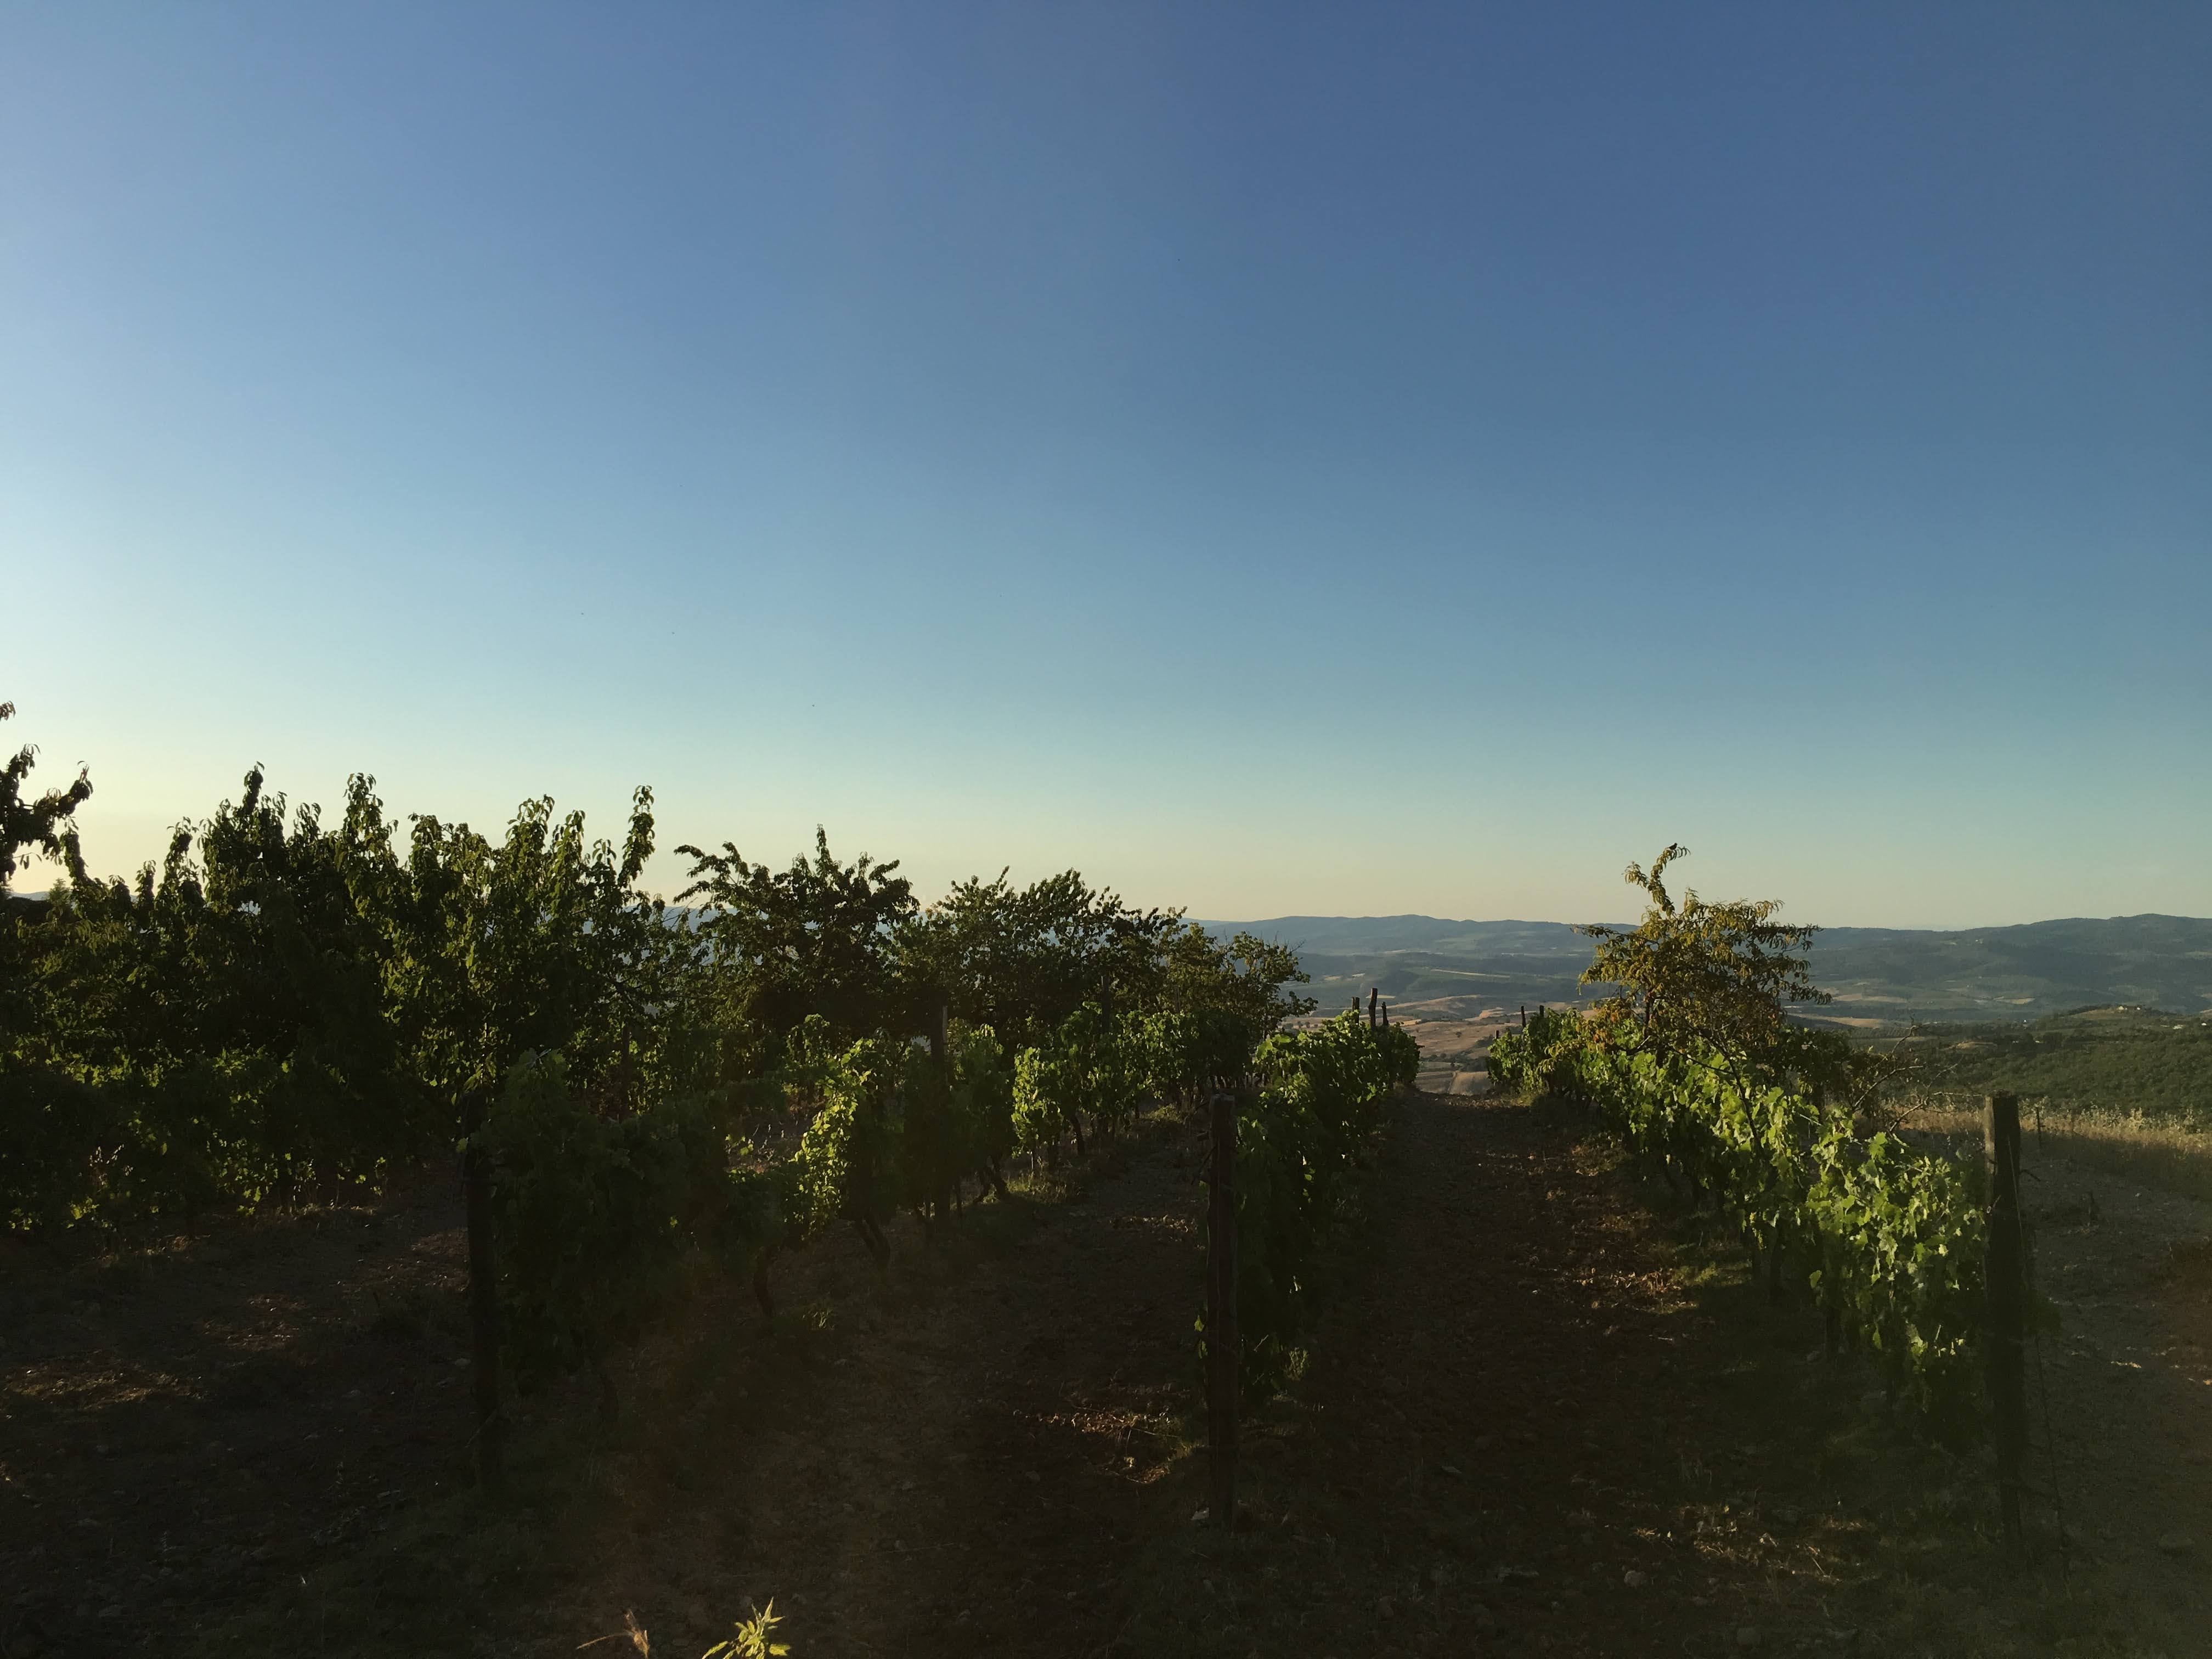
left=676, top=827, right=916, bottom=1054
left=0, top=701, right=92, bottom=894
left=16, top=768, right=425, bottom=1221
left=388, top=788, right=671, bottom=1107
left=375, top=786, right=674, bottom=1482
left=897, top=868, right=1179, bottom=1045
left=178, top=770, right=426, bottom=1193
left=1161, top=924, right=1314, bottom=1049
left=1581, top=843, right=1837, bottom=1085
left=0, top=702, right=105, bottom=1230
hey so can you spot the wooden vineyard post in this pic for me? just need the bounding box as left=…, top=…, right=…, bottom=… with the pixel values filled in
left=1206, top=1090, right=1239, bottom=1530
left=1984, top=1091, right=2027, bottom=1560
left=461, top=1086, right=505, bottom=1494
left=1368, top=987, right=1380, bottom=1029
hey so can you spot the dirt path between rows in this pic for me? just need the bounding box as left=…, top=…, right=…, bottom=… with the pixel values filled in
left=13, top=1090, right=2210, bottom=1657
left=549, top=1088, right=2108, bottom=1658
left=2, top=1179, right=481, bottom=1656
left=513, top=1088, right=1777, bottom=1657
left=528, top=1121, right=1209, bottom=1657
left=2013, top=1144, right=2212, bottom=1601
left=1114, top=1087, right=1830, bottom=1656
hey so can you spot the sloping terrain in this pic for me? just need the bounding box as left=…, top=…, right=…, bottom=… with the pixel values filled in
left=1810, top=916, right=2212, bottom=1021
left=1206, top=913, right=2212, bottom=1023
left=1203, top=918, right=1615, bottom=1014
left=1897, top=1005, right=2212, bottom=1117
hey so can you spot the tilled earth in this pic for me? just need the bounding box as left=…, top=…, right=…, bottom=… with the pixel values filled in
left=7, top=1091, right=2210, bottom=1657
left=1, top=1177, right=480, bottom=1654
left=2011, top=1144, right=2212, bottom=1610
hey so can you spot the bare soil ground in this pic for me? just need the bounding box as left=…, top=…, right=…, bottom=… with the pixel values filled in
left=2008, top=1139, right=2212, bottom=1605
left=6, top=1091, right=2209, bottom=1658
left=2, top=1175, right=481, bottom=1652
left=1399, top=1010, right=1508, bottom=1096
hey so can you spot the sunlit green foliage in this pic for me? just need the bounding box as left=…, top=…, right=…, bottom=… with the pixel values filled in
left=1892, top=1008, right=2212, bottom=1121
left=1500, top=850, right=2005, bottom=1435
left=946, top=1021, right=1015, bottom=1183
left=1011, top=1038, right=1074, bottom=1160
left=701, top=1600, right=791, bottom=1659
left=717, top=1017, right=909, bottom=1286
left=1546, top=1032, right=1994, bottom=1430
left=1202, top=1012, right=1414, bottom=1401
left=1011, top=1001, right=1141, bottom=1158
left=1486, top=1005, right=1585, bottom=1096
left=1581, top=843, right=1846, bottom=1089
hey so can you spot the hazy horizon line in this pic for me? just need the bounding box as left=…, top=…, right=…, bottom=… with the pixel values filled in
left=1194, top=911, right=2212, bottom=935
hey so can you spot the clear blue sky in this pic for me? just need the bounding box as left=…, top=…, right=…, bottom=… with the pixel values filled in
left=4, top=3, right=2207, bottom=928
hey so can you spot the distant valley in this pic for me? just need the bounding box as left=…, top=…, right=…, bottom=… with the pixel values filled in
left=1200, top=913, right=2212, bottom=1026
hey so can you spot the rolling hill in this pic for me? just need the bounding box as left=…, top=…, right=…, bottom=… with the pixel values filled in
left=1200, top=913, right=2212, bottom=1025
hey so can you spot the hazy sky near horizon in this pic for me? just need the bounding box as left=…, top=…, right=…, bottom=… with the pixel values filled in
left=5, top=3, right=2208, bottom=929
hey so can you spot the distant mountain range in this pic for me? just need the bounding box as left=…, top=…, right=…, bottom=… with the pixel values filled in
left=1199, top=913, right=2212, bottom=1025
